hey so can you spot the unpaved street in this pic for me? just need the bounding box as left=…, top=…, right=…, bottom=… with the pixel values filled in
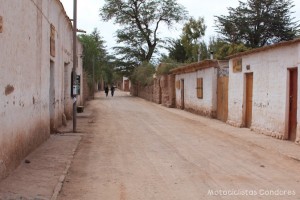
left=58, top=91, right=300, bottom=200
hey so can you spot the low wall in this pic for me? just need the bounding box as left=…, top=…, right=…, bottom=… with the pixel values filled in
left=130, top=74, right=175, bottom=107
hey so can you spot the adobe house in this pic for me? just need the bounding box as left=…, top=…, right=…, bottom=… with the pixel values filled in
left=171, top=60, right=229, bottom=121
left=227, top=38, right=300, bottom=143
left=0, top=0, right=83, bottom=180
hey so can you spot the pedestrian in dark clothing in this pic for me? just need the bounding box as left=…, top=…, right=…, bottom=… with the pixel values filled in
left=110, top=85, right=115, bottom=97
left=104, top=86, right=109, bottom=97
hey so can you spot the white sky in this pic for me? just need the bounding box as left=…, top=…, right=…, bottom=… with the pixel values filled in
left=60, top=0, right=300, bottom=53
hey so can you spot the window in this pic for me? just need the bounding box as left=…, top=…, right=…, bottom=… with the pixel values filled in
left=197, top=78, right=203, bottom=99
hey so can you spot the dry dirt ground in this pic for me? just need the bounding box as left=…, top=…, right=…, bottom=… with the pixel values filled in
left=57, top=91, right=300, bottom=200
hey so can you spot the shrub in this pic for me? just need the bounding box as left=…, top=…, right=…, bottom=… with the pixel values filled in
left=130, top=62, right=155, bottom=86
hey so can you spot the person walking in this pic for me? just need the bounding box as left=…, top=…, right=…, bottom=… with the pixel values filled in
left=104, top=85, right=109, bottom=97
left=110, top=85, right=115, bottom=97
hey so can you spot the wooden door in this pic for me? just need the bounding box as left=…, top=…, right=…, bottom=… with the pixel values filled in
left=181, top=79, right=184, bottom=109
left=288, top=68, right=298, bottom=141
left=124, top=80, right=129, bottom=91
left=245, top=73, right=253, bottom=128
left=217, top=76, right=229, bottom=122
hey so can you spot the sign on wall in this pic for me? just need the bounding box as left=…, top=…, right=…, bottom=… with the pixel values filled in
left=50, top=24, right=55, bottom=57
left=232, top=58, right=242, bottom=73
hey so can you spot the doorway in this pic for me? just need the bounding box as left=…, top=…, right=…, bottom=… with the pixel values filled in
left=64, top=63, right=71, bottom=119
left=288, top=68, right=298, bottom=141
left=49, top=61, right=55, bottom=132
left=181, top=79, right=184, bottom=109
left=245, top=73, right=253, bottom=128
left=217, top=76, right=229, bottom=122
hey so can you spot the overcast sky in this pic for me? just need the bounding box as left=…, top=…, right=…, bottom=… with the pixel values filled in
left=60, top=0, right=300, bottom=53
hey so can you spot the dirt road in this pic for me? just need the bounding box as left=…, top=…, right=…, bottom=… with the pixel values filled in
left=57, top=91, right=300, bottom=200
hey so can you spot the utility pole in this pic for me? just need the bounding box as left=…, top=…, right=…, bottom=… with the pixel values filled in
left=72, top=0, right=77, bottom=132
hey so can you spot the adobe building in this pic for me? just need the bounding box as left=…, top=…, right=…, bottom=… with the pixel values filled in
left=171, top=60, right=229, bottom=121
left=227, top=38, right=300, bottom=143
left=0, top=0, right=83, bottom=179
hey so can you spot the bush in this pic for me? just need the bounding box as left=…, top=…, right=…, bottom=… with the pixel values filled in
left=130, top=62, right=155, bottom=86
left=156, top=62, right=180, bottom=75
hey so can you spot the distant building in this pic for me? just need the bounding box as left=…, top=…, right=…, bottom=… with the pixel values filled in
left=122, top=77, right=131, bottom=91
left=0, top=0, right=83, bottom=179
left=227, top=38, right=300, bottom=143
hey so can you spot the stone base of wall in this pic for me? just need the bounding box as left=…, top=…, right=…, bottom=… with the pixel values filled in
left=226, top=120, right=243, bottom=128
left=251, top=127, right=284, bottom=140
left=185, top=107, right=216, bottom=118
left=227, top=120, right=292, bottom=142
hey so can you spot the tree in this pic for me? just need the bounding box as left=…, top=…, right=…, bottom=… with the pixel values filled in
left=181, top=17, right=206, bottom=62
left=100, top=0, right=187, bottom=66
left=166, top=38, right=188, bottom=63
left=164, top=17, right=207, bottom=63
left=215, top=0, right=300, bottom=48
left=208, top=37, right=249, bottom=59
left=130, top=62, right=156, bottom=86
left=79, top=29, right=115, bottom=88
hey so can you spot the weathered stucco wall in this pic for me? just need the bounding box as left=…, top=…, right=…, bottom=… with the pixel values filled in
left=0, top=0, right=81, bottom=179
left=175, top=67, right=218, bottom=117
left=228, top=43, right=300, bottom=142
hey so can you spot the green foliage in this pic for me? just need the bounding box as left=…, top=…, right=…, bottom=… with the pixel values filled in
left=79, top=29, right=116, bottom=88
left=165, top=17, right=207, bottom=63
left=215, top=0, right=300, bottom=48
left=208, top=37, right=249, bottom=59
left=130, top=62, right=155, bottom=86
left=181, top=17, right=206, bottom=62
left=156, top=58, right=180, bottom=75
left=166, top=39, right=188, bottom=63
left=198, top=41, right=209, bottom=61
left=100, top=0, right=188, bottom=66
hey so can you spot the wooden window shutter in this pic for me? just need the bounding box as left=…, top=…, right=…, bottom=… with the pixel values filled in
left=50, top=24, right=55, bottom=57
left=176, top=80, right=180, bottom=89
left=197, top=78, right=203, bottom=99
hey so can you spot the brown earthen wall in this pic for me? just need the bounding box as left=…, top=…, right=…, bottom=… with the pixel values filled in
left=130, top=75, right=175, bottom=107
left=160, top=75, right=175, bottom=108
left=153, top=79, right=161, bottom=104
left=82, top=70, right=90, bottom=104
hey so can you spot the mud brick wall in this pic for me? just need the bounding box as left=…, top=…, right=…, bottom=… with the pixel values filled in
left=130, top=84, right=154, bottom=102
left=82, top=71, right=90, bottom=104
left=152, top=78, right=161, bottom=104
left=130, top=75, right=175, bottom=107
left=138, top=85, right=154, bottom=102
left=160, top=74, right=175, bottom=108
